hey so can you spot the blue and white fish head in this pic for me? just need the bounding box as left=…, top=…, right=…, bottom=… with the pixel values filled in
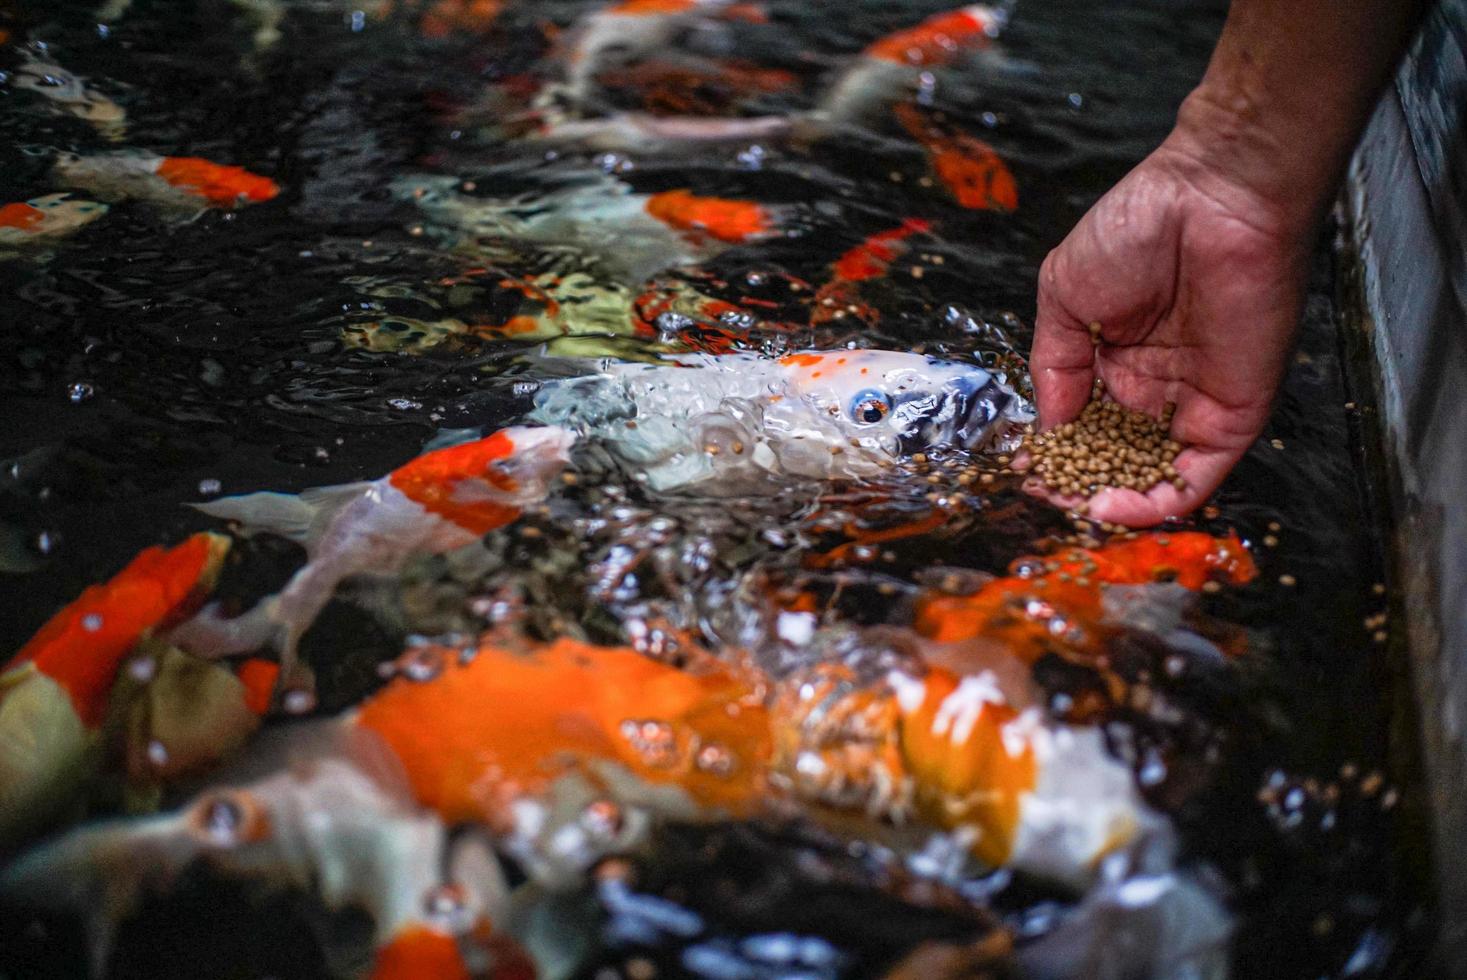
left=766, top=350, right=1031, bottom=472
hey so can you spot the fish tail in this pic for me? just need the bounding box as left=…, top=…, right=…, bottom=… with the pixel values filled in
left=191, top=481, right=369, bottom=552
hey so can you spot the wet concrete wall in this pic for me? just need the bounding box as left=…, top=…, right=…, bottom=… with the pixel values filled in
left=1344, top=5, right=1467, bottom=971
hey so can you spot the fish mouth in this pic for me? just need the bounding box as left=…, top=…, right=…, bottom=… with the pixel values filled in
left=894, top=374, right=1014, bottom=454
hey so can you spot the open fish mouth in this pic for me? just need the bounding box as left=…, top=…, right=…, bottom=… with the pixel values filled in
left=894, top=373, right=1022, bottom=455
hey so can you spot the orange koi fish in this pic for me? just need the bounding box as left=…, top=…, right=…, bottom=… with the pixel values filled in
left=819, top=5, right=1002, bottom=123
left=915, top=532, right=1257, bottom=663
left=0, top=532, right=229, bottom=844
left=172, top=427, right=575, bottom=682
left=644, top=188, right=774, bottom=244
left=895, top=103, right=1017, bottom=211
left=812, top=218, right=931, bottom=325
left=3, top=632, right=1155, bottom=970
left=54, top=151, right=279, bottom=211
left=0, top=193, right=108, bottom=249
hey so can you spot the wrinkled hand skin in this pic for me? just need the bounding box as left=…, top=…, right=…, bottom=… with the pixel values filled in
left=1029, top=136, right=1311, bottom=526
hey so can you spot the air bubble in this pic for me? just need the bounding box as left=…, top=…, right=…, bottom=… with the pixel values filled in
left=82, top=612, right=103, bottom=632
left=67, top=381, right=94, bottom=403
left=198, top=478, right=222, bottom=496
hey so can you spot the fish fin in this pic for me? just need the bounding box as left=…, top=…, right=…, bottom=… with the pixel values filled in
left=191, top=482, right=370, bottom=548
left=167, top=599, right=282, bottom=659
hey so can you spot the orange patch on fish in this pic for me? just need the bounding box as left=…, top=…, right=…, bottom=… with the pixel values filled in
left=355, top=638, right=771, bottom=826
left=370, top=925, right=471, bottom=980
left=778, top=352, right=825, bottom=368
left=0, top=202, right=44, bottom=230
left=236, top=659, right=282, bottom=716
left=6, top=533, right=230, bottom=728
left=387, top=431, right=523, bottom=535
left=417, top=0, right=502, bottom=37
left=914, top=532, right=1255, bottom=654
left=609, top=0, right=700, bottom=14
left=865, top=6, right=995, bottom=65
left=645, top=189, right=771, bottom=243
left=155, top=157, right=279, bottom=206
left=896, top=104, right=1016, bottom=212
left=831, top=218, right=930, bottom=281
left=894, top=665, right=1037, bottom=866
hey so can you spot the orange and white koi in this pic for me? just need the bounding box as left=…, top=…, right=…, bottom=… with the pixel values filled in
left=3, top=629, right=1165, bottom=975
left=54, top=151, right=280, bottom=211
left=811, top=218, right=931, bottom=325
left=12, top=52, right=126, bottom=137
left=529, top=348, right=1030, bottom=491
left=818, top=5, right=1003, bottom=123
left=0, top=193, right=108, bottom=250
left=0, top=532, right=229, bottom=845
left=550, top=0, right=761, bottom=111
left=396, top=172, right=781, bottom=282
left=171, top=426, right=575, bottom=681
left=895, top=103, right=1017, bottom=211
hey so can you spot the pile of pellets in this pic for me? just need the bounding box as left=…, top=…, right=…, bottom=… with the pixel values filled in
left=1025, top=378, right=1185, bottom=499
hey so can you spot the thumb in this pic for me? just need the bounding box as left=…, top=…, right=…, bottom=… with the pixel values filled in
left=1030, top=251, right=1097, bottom=430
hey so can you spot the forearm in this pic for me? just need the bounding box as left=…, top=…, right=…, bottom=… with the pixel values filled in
left=1166, top=0, right=1425, bottom=232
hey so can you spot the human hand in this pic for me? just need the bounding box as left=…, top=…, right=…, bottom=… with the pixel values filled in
left=1028, top=131, right=1313, bottom=526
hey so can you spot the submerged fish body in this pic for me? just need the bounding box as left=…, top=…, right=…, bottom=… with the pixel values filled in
left=530, top=348, right=1031, bottom=491
left=0, top=193, right=108, bottom=250
left=397, top=173, right=778, bottom=281
left=3, top=625, right=1178, bottom=975
left=172, top=426, right=575, bottom=680
left=819, top=5, right=1003, bottom=124
left=54, top=151, right=280, bottom=212
left=0, top=533, right=231, bottom=847
left=550, top=0, right=752, bottom=112
left=12, top=53, right=127, bottom=137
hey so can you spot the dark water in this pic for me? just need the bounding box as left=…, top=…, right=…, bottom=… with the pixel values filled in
left=0, top=0, right=1434, bottom=977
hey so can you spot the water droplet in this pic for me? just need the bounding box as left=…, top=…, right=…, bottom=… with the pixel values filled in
left=283, top=688, right=316, bottom=715
left=694, top=742, right=734, bottom=777
left=146, top=740, right=170, bottom=768
left=197, top=478, right=222, bottom=496
left=127, top=656, right=157, bottom=682
left=620, top=718, right=678, bottom=767
left=67, top=381, right=94, bottom=403
left=580, top=800, right=625, bottom=841
left=81, top=612, right=103, bottom=632
left=400, top=646, right=444, bottom=682
left=33, top=530, right=58, bottom=555
left=1067, top=92, right=1085, bottom=109
left=423, top=884, right=473, bottom=933
left=387, top=397, right=422, bottom=411
left=349, top=9, right=366, bottom=30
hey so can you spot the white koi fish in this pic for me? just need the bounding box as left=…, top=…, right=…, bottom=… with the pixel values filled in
left=170, top=426, right=574, bottom=684
left=529, top=348, right=1031, bottom=492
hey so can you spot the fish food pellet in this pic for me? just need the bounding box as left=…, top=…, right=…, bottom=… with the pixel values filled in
left=1023, top=379, right=1185, bottom=498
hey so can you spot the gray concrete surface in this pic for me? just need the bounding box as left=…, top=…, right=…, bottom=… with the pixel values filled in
left=1345, top=4, right=1467, bottom=971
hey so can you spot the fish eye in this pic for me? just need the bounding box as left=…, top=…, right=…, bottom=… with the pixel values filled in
left=849, top=389, right=893, bottom=425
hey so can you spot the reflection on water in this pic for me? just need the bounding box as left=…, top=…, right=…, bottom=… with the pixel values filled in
left=0, top=0, right=1431, bottom=977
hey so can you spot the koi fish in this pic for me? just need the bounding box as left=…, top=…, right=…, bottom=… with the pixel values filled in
left=915, top=531, right=1257, bottom=675
left=819, top=5, right=1003, bottom=124
left=54, top=151, right=280, bottom=211
left=528, top=348, right=1031, bottom=491
left=0, top=532, right=229, bottom=846
left=549, top=0, right=757, bottom=112
left=170, top=426, right=575, bottom=683
left=895, top=103, right=1017, bottom=211
left=397, top=173, right=781, bottom=282
left=11, top=52, right=126, bottom=137
left=811, top=218, right=931, bottom=325
left=0, top=193, right=108, bottom=250
left=597, top=57, right=798, bottom=116
left=3, top=630, right=1167, bottom=975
